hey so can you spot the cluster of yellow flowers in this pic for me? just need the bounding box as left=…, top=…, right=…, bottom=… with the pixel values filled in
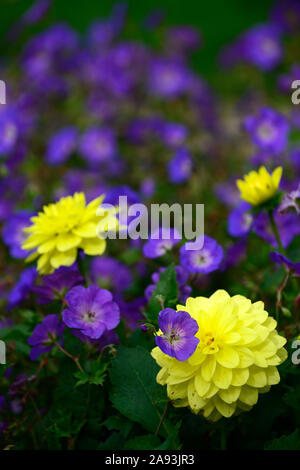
left=152, top=290, right=287, bottom=421
left=22, top=192, right=119, bottom=274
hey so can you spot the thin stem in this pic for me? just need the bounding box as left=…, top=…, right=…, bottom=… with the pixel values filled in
left=54, top=341, right=84, bottom=373
left=220, top=426, right=227, bottom=450
left=268, top=209, right=285, bottom=254
left=155, top=400, right=169, bottom=436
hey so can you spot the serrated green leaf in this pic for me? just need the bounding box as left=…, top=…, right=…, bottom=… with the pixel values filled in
left=124, top=434, right=161, bottom=450
left=146, top=264, right=178, bottom=324
left=110, top=346, right=169, bottom=435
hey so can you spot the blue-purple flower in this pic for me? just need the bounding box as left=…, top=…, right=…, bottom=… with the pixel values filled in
left=149, top=59, right=189, bottom=98
left=62, top=285, right=120, bottom=339
left=0, top=109, right=19, bottom=156
left=155, top=308, right=199, bottom=361
left=28, top=314, right=65, bottom=361
left=270, top=252, right=300, bottom=275
left=79, top=127, right=117, bottom=163
left=180, top=235, right=224, bottom=274
left=46, top=127, right=77, bottom=165
left=90, top=256, right=133, bottom=292
left=253, top=210, right=300, bottom=249
left=167, top=147, right=193, bottom=184
left=228, top=202, right=253, bottom=237
left=159, top=122, right=188, bottom=148
left=143, top=228, right=181, bottom=259
left=33, top=265, right=84, bottom=304
left=7, top=267, right=37, bottom=309
left=2, top=210, right=33, bottom=259
left=244, top=107, right=289, bottom=155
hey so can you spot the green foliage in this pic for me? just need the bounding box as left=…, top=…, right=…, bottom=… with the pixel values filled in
left=146, top=264, right=178, bottom=325
left=265, top=430, right=300, bottom=450
left=110, top=346, right=170, bottom=435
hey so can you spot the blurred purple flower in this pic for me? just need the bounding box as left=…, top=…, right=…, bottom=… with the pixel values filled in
left=271, top=0, right=300, bottom=33
left=159, top=121, right=188, bottom=148
left=2, top=210, right=33, bottom=259
left=253, top=210, right=300, bottom=248
left=180, top=235, right=224, bottom=274
left=28, top=314, right=65, bottom=361
left=33, top=265, right=84, bottom=304
left=90, top=256, right=133, bottom=292
left=167, top=147, right=193, bottom=184
left=7, top=267, right=37, bottom=309
left=62, top=285, right=120, bottom=339
left=143, top=228, right=181, bottom=259
left=244, top=107, right=289, bottom=155
left=46, top=127, right=77, bottom=165
left=0, top=109, right=19, bottom=156
left=270, top=252, right=300, bottom=274
left=149, top=59, right=189, bottom=98
left=156, top=308, right=199, bottom=361
left=79, top=127, right=117, bottom=163
left=228, top=202, right=253, bottom=237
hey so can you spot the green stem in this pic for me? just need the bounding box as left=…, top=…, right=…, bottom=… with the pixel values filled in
left=268, top=209, right=285, bottom=254
left=54, top=341, right=84, bottom=373
left=220, top=426, right=227, bottom=450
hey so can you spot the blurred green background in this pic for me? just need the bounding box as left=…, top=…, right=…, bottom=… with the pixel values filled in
left=1, top=0, right=275, bottom=78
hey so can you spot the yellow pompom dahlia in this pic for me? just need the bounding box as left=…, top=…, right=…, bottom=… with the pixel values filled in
left=151, top=290, right=287, bottom=421
left=236, top=166, right=282, bottom=206
left=22, top=192, right=119, bottom=274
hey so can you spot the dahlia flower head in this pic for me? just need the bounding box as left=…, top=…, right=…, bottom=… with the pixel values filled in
left=236, top=166, right=282, bottom=206
left=151, top=290, right=287, bottom=422
left=22, top=192, right=119, bottom=274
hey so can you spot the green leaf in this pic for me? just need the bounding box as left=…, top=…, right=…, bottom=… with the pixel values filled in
left=124, top=434, right=161, bottom=450
left=102, top=415, right=133, bottom=438
left=146, top=264, right=178, bottom=324
left=265, top=430, right=300, bottom=450
left=110, top=346, right=169, bottom=435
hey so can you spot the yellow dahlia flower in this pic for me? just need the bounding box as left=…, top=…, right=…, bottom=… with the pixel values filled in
left=236, top=166, right=282, bottom=206
left=151, top=290, right=287, bottom=421
left=22, top=192, right=119, bottom=274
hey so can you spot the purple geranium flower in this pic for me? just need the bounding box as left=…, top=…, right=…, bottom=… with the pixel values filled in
left=228, top=202, right=254, bottom=237
left=270, top=252, right=300, bottom=275
left=46, top=126, right=77, bottom=165
left=7, top=267, right=37, bottom=309
left=0, top=109, right=19, bottom=156
left=149, top=59, right=189, bottom=98
left=159, top=122, right=188, bottom=148
left=28, top=314, right=65, bottom=361
left=180, top=235, right=224, bottom=274
left=167, top=147, right=193, bottom=184
left=155, top=308, right=199, bottom=361
left=244, top=107, right=289, bottom=155
left=2, top=210, right=33, bottom=259
left=241, top=23, right=283, bottom=71
left=90, top=256, right=133, bottom=292
left=79, top=127, right=117, bottom=163
left=143, top=228, right=181, bottom=259
left=33, top=265, right=84, bottom=304
left=62, top=285, right=120, bottom=339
